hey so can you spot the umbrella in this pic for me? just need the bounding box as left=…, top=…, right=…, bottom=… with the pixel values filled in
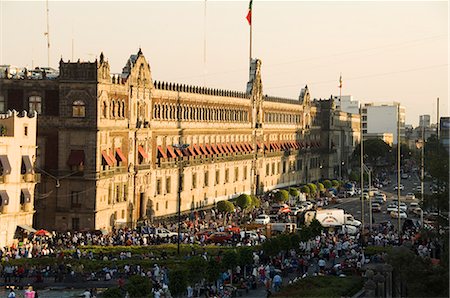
left=35, top=229, right=51, bottom=236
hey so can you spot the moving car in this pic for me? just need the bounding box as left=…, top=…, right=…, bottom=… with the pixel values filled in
left=390, top=210, right=407, bottom=219
left=255, top=214, right=270, bottom=225
left=207, top=232, right=233, bottom=244
left=394, top=184, right=405, bottom=191
left=393, top=202, right=407, bottom=212
left=401, top=173, right=409, bottom=179
left=240, top=231, right=267, bottom=242
left=405, top=193, right=416, bottom=200
left=387, top=204, right=399, bottom=212
left=409, top=202, right=420, bottom=211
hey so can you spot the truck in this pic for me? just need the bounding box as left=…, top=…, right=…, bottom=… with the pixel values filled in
left=303, top=209, right=361, bottom=228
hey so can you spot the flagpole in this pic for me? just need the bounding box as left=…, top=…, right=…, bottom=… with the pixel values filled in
left=249, top=12, right=252, bottom=63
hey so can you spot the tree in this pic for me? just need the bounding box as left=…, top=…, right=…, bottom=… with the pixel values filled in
left=353, top=139, right=392, bottom=165
left=274, top=189, right=289, bottom=203
left=307, top=183, right=317, bottom=195
left=316, top=183, right=325, bottom=193
left=206, top=258, right=221, bottom=283
left=289, top=188, right=300, bottom=197
left=217, top=200, right=235, bottom=213
left=250, top=195, right=261, bottom=208
left=222, top=250, right=238, bottom=271
left=125, top=275, right=153, bottom=298
left=323, top=180, right=332, bottom=189
left=332, top=180, right=340, bottom=188
left=300, top=185, right=310, bottom=194
left=186, top=256, right=207, bottom=284
left=236, top=194, right=252, bottom=211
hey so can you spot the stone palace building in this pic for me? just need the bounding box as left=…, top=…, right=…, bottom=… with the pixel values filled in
left=0, top=50, right=359, bottom=231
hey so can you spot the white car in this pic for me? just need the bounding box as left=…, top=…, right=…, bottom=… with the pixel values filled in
left=240, top=231, right=266, bottom=242
left=255, top=214, right=270, bottom=225
left=401, top=173, right=409, bottom=179
left=341, top=225, right=359, bottom=235
left=154, top=228, right=178, bottom=238
left=374, top=193, right=387, bottom=202
left=409, top=202, right=420, bottom=211
left=394, top=202, right=407, bottom=212
left=405, top=193, right=416, bottom=200
left=390, top=210, right=407, bottom=219
left=416, top=186, right=422, bottom=192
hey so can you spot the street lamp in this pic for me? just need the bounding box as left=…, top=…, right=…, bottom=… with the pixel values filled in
left=173, top=143, right=189, bottom=255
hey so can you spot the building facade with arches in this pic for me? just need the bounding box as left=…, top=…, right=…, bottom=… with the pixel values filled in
left=0, top=50, right=358, bottom=231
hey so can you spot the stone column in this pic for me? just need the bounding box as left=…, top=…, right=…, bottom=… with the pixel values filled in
left=373, top=272, right=385, bottom=298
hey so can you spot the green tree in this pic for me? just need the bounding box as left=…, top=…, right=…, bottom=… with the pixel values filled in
left=206, top=258, right=221, bottom=283
left=217, top=200, right=235, bottom=213
left=250, top=195, right=261, bottom=208
left=353, top=139, right=392, bottom=165
left=103, top=287, right=123, bottom=298
left=307, top=183, right=317, bottom=195
left=236, top=194, right=252, bottom=211
left=316, top=183, right=325, bottom=193
left=300, top=185, right=310, bottom=194
left=349, top=171, right=359, bottom=182
left=238, top=247, right=254, bottom=268
left=332, top=180, right=340, bottom=188
left=274, top=189, right=289, bottom=203
left=222, top=250, right=238, bottom=271
left=289, top=188, right=300, bottom=197
left=323, top=180, right=332, bottom=189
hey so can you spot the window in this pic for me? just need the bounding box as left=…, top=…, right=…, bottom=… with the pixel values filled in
left=0, top=95, right=5, bottom=113
left=243, top=166, right=247, bottom=180
left=72, top=100, right=86, bottom=118
left=102, top=102, right=108, bottom=118
left=266, top=164, right=270, bottom=176
left=204, top=171, right=209, bottom=187
left=234, top=167, right=239, bottom=182
left=272, top=163, right=275, bottom=175
left=29, top=96, right=42, bottom=114
left=225, top=169, right=229, bottom=183
left=165, top=201, right=168, bottom=209
left=72, top=218, right=80, bottom=231
left=116, top=185, right=120, bottom=202
left=123, top=184, right=127, bottom=201
left=192, top=173, right=197, bottom=189
left=156, top=179, right=162, bottom=195
left=215, top=170, right=220, bottom=185
left=24, top=126, right=28, bottom=136
left=156, top=202, right=159, bottom=211
left=166, top=177, right=171, bottom=193
left=121, top=210, right=125, bottom=219
left=71, top=191, right=81, bottom=207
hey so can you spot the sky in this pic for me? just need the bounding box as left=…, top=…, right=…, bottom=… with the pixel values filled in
left=0, top=0, right=448, bottom=126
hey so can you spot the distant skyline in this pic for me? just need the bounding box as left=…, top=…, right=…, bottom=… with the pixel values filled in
left=0, top=1, right=448, bottom=126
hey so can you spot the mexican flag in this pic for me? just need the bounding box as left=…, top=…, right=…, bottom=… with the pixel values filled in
left=246, top=0, right=253, bottom=25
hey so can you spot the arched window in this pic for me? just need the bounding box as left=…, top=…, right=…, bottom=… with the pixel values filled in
left=121, top=100, right=125, bottom=117
left=29, top=96, right=42, bottom=114
left=72, top=100, right=86, bottom=118
left=111, top=101, right=116, bottom=117
left=102, top=101, right=108, bottom=118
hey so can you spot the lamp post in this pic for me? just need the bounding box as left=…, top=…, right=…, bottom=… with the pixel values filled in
left=173, top=143, right=189, bottom=255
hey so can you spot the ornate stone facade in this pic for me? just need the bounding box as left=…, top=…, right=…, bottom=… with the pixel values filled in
left=0, top=50, right=351, bottom=231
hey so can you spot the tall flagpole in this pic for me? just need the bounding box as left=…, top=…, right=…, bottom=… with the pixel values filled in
left=247, top=0, right=253, bottom=63
left=339, top=73, right=342, bottom=108
left=203, top=0, right=207, bottom=87
left=45, top=0, right=51, bottom=67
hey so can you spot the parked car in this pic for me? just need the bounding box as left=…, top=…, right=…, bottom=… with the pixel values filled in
left=371, top=202, right=382, bottom=212
left=394, top=184, right=405, bottom=191
left=387, top=204, right=399, bottom=212
left=289, top=206, right=302, bottom=216
left=393, top=202, right=407, bottom=212
left=401, top=173, right=409, bottom=179
left=240, top=231, right=266, bottom=242
left=254, top=214, right=270, bottom=225
left=207, top=232, right=232, bottom=244
left=390, top=210, right=407, bottom=219
left=409, top=202, right=420, bottom=211
left=405, top=193, right=416, bottom=200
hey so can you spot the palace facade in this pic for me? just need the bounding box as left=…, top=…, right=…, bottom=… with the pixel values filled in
left=0, top=50, right=358, bottom=231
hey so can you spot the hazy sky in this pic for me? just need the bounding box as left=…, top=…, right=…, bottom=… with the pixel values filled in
left=1, top=1, right=448, bottom=126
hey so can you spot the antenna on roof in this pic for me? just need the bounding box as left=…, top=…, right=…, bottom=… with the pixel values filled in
left=44, top=0, right=51, bottom=67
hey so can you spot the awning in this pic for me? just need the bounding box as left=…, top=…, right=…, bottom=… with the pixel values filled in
left=205, top=144, right=214, bottom=155
left=216, top=144, right=225, bottom=154
left=167, top=145, right=177, bottom=158
left=116, top=148, right=127, bottom=163
left=16, top=224, right=36, bottom=233
left=211, top=144, right=220, bottom=155
left=174, top=147, right=183, bottom=157
left=226, top=144, right=234, bottom=153
left=231, top=143, right=239, bottom=153
left=0, top=190, right=9, bottom=206
left=200, top=144, right=210, bottom=155
left=109, top=149, right=117, bottom=164
left=187, top=146, right=196, bottom=156
left=21, top=188, right=31, bottom=203
left=0, top=155, right=11, bottom=175
left=67, top=150, right=85, bottom=167
left=138, top=145, right=149, bottom=159
left=235, top=143, right=244, bottom=152
left=193, top=144, right=203, bottom=155
left=101, top=150, right=114, bottom=166
left=221, top=144, right=229, bottom=154
left=157, top=146, right=168, bottom=159
left=22, top=156, right=33, bottom=173
left=247, top=143, right=254, bottom=151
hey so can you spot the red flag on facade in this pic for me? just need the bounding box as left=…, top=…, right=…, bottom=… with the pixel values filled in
left=246, top=0, right=253, bottom=25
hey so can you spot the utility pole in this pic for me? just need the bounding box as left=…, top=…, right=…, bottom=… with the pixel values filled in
left=360, top=105, right=365, bottom=232
left=397, top=103, right=401, bottom=238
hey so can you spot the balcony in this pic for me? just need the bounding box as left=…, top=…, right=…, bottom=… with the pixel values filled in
left=20, top=173, right=41, bottom=183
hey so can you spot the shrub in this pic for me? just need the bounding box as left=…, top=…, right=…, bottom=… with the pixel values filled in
left=216, top=200, right=235, bottom=213
left=206, top=258, right=221, bottom=283
left=103, top=287, right=124, bottom=298
left=316, top=183, right=325, bottom=192
left=307, top=183, right=317, bottom=195
left=186, top=256, right=207, bottom=284
left=250, top=195, right=261, bottom=208
left=125, top=275, right=152, bottom=297
left=221, top=250, right=238, bottom=271
left=238, top=247, right=254, bottom=267
left=169, top=269, right=188, bottom=297
left=332, top=180, right=340, bottom=188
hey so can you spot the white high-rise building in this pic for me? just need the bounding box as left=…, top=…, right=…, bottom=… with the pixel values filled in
left=334, top=95, right=360, bottom=115
left=361, top=102, right=406, bottom=145
left=419, top=115, right=431, bottom=128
